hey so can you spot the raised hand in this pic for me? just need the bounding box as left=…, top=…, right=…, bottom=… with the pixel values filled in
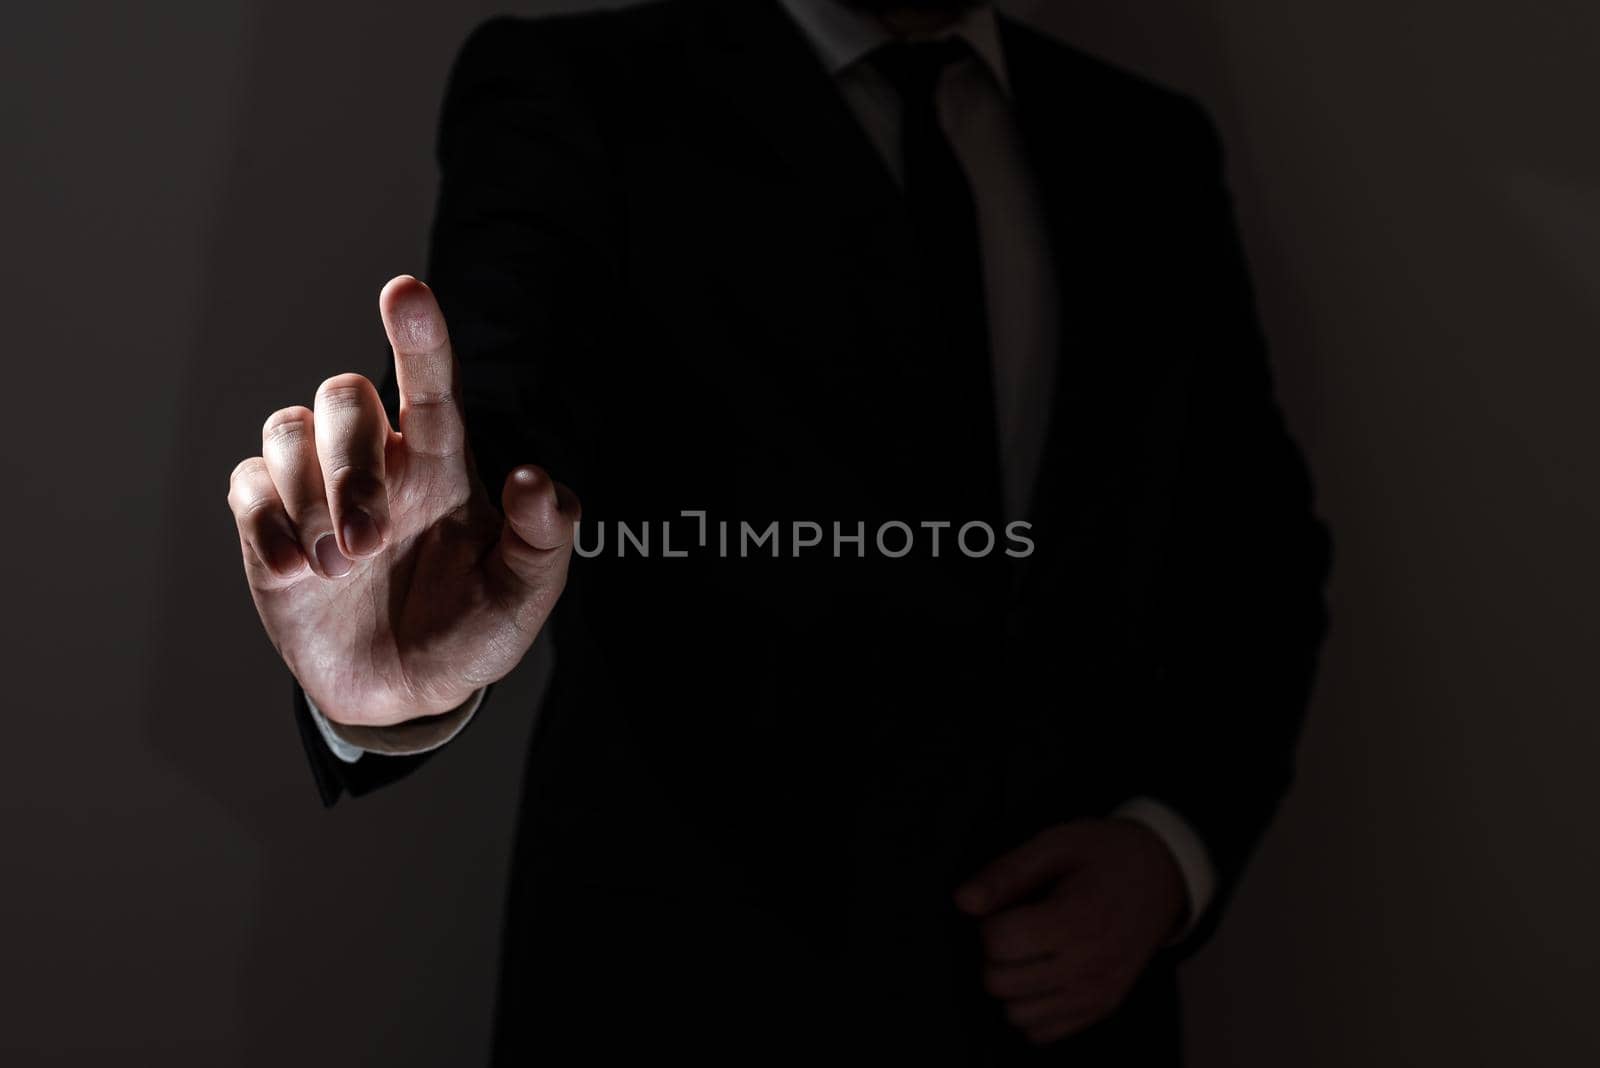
left=226, top=275, right=578, bottom=726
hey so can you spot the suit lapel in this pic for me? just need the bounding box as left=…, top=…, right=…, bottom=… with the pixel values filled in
left=999, top=18, right=1138, bottom=592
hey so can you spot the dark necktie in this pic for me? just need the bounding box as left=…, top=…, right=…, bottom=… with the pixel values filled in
left=855, top=46, right=1015, bottom=1052
left=870, top=38, right=1005, bottom=532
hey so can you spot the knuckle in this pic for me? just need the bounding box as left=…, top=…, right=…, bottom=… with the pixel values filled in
left=315, top=376, right=373, bottom=412
left=317, top=372, right=372, bottom=396
left=262, top=406, right=312, bottom=446
left=235, top=494, right=280, bottom=524
left=325, top=464, right=383, bottom=501
left=227, top=459, right=270, bottom=513
left=229, top=456, right=264, bottom=488
left=403, top=386, right=456, bottom=410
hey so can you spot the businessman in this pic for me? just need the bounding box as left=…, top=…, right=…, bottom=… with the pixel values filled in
left=226, top=0, right=1330, bottom=1062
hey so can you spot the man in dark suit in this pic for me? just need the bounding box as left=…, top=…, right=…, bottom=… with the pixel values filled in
left=225, top=0, right=1329, bottom=1062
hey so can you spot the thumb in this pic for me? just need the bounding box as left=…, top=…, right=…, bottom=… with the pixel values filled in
left=490, top=464, right=581, bottom=606
left=954, top=824, right=1087, bottom=917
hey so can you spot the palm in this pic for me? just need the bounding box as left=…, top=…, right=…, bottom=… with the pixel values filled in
left=250, top=446, right=501, bottom=723
left=228, top=276, right=577, bottom=726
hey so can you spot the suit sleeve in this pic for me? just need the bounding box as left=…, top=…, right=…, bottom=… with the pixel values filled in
left=1136, top=99, right=1333, bottom=949
left=295, top=15, right=620, bottom=806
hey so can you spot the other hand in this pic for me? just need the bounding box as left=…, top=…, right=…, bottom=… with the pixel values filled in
left=954, top=818, right=1188, bottom=1046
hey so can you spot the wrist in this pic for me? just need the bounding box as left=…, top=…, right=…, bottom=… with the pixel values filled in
left=313, top=687, right=487, bottom=758
left=302, top=681, right=477, bottom=729
left=1110, top=816, right=1189, bottom=943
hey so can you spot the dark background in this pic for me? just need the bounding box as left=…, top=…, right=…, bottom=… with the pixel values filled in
left=4, top=1, right=1596, bottom=1063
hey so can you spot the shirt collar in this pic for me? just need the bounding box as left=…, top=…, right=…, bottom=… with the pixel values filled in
left=776, top=0, right=1011, bottom=96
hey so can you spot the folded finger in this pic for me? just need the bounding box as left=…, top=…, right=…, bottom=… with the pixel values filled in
left=313, top=372, right=391, bottom=558
left=261, top=405, right=349, bottom=579
left=227, top=456, right=306, bottom=582
left=1003, top=992, right=1099, bottom=1046
left=979, top=901, right=1066, bottom=964
left=982, top=956, right=1068, bottom=1002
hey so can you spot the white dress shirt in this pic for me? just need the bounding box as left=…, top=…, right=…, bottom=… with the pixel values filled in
left=310, top=0, right=1217, bottom=937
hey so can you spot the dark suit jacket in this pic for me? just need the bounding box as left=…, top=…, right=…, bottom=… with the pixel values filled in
left=295, top=2, right=1331, bottom=1063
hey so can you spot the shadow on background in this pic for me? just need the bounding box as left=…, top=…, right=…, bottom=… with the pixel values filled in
left=130, top=2, right=576, bottom=1064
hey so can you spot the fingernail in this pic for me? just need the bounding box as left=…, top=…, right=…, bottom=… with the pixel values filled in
left=266, top=536, right=305, bottom=577
left=342, top=508, right=382, bottom=556
left=314, top=533, right=352, bottom=577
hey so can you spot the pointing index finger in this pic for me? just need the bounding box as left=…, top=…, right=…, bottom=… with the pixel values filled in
left=379, top=275, right=465, bottom=458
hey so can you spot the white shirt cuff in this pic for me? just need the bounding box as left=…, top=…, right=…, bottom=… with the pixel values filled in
left=304, top=689, right=486, bottom=764
left=1113, top=796, right=1218, bottom=943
